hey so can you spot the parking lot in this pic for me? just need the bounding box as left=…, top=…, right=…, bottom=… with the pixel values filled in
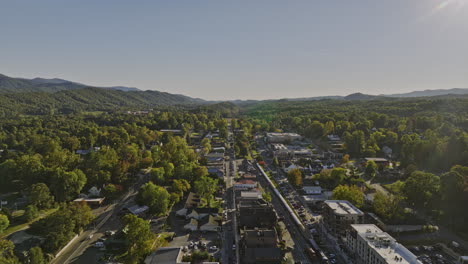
left=409, top=244, right=458, bottom=264
left=167, top=213, right=222, bottom=260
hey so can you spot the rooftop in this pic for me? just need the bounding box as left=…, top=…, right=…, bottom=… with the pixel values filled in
left=144, top=247, right=182, bottom=264
left=324, top=200, right=364, bottom=215
left=235, top=179, right=256, bottom=185
left=240, top=191, right=262, bottom=199
left=365, top=157, right=388, bottom=162
left=303, top=186, right=322, bottom=194
left=267, top=132, right=301, bottom=137
left=351, top=224, right=421, bottom=264
left=271, top=143, right=288, bottom=150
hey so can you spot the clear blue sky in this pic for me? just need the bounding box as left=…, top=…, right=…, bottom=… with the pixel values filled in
left=1, top=0, right=467, bottom=100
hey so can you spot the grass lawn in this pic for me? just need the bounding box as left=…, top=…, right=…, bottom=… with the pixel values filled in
left=0, top=207, right=58, bottom=238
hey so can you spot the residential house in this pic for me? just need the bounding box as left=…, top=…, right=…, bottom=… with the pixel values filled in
left=199, top=215, right=222, bottom=232
left=122, top=205, right=149, bottom=217
left=184, top=208, right=219, bottom=220
left=184, top=219, right=198, bottom=232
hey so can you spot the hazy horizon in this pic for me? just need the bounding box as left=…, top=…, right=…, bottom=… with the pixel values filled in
left=2, top=1, right=468, bottom=100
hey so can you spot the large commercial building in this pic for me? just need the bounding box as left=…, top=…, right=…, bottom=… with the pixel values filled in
left=240, top=229, right=283, bottom=264
left=346, top=224, right=421, bottom=264
left=266, top=132, right=302, bottom=143
left=238, top=199, right=277, bottom=228
left=322, top=200, right=364, bottom=237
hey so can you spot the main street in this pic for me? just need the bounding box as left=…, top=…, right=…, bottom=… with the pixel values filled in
left=222, top=152, right=240, bottom=264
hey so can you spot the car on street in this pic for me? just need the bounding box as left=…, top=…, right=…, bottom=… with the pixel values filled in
left=105, top=230, right=116, bottom=236
left=94, top=241, right=104, bottom=248
left=209, top=246, right=218, bottom=251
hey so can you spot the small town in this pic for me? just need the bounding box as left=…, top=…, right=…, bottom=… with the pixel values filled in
left=3, top=119, right=468, bottom=264
left=1, top=2, right=468, bottom=264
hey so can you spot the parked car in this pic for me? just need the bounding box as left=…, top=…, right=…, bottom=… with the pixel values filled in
left=105, top=230, right=116, bottom=236
left=94, top=241, right=104, bottom=248
left=209, top=246, right=218, bottom=251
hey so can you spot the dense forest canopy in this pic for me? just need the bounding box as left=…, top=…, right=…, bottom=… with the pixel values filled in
left=0, top=89, right=467, bottom=262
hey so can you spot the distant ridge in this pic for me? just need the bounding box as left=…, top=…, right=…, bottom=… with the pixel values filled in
left=0, top=74, right=205, bottom=114
left=0, top=74, right=143, bottom=93
left=383, top=88, right=468, bottom=98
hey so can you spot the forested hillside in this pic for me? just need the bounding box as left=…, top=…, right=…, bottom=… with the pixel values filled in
left=0, top=87, right=205, bottom=116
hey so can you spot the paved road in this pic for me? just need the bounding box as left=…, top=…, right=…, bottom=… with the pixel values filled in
left=222, top=158, right=240, bottom=264
left=52, top=173, right=147, bottom=264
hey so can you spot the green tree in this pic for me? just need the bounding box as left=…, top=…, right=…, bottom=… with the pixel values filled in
left=262, top=191, right=272, bottom=203
left=402, top=171, right=440, bottom=209
left=122, top=214, right=154, bottom=264
left=200, top=138, right=211, bottom=155
left=136, top=182, right=170, bottom=216
left=331, top=167, right=347, bottom=186
left=287, top=168, right=303, bottom=187
left=29, top=183, right=54, bottom=209
left=24, top=205, right=39, bottom=222
left=31, top=203, right=94, bottom=253
left=344, top=130, right=365, bottom=157
left=172, top=179, right=191, bottom=194
left=365, top=160, right=378, bottom=177
left=150, top=167, right=166, bottom=184
left=103, top=183, right=119, bottom=200
left=193, top=166, right=209, bottom=181
left=140, top=156, right=153, bottom=169
left=332, top=185, right=364, bottom=208
left=0, top=214, right=9, bottom=233
left=194, top=176, right=218, bottom=207
left=29, top=246, right=46, bottom=264
left=0, top=239, right=18, bottom=264
left=50, top=168, right=87, bottom=202
left=373, top=192, right=403, bottom=221
left=440, top=168, right=465, bottom=225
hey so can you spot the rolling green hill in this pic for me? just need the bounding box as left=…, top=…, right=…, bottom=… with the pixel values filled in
left=0, top=87, right=205, bottom=116
left=0, top=74, right=205, bottom=115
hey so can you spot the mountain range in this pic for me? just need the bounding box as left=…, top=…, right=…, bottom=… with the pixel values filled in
left=1, top=73, right=468, bottom=107
left=0, top=74, right=141, bottom=93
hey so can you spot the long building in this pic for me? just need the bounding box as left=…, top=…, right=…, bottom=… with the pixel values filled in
left=346, top=224, right=421, bottom=264
left=266, top=132, right=302, bottom=143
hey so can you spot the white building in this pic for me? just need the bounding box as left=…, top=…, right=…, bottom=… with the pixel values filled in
left=346, top=224, right=421, bottom=264
left=271, top=143, right=289, bottom=160
left=240, top=191, right=263, bottom=200
left=266, top=132, right=302, bottom=143
left=303, top=186, right=322, bottom=195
